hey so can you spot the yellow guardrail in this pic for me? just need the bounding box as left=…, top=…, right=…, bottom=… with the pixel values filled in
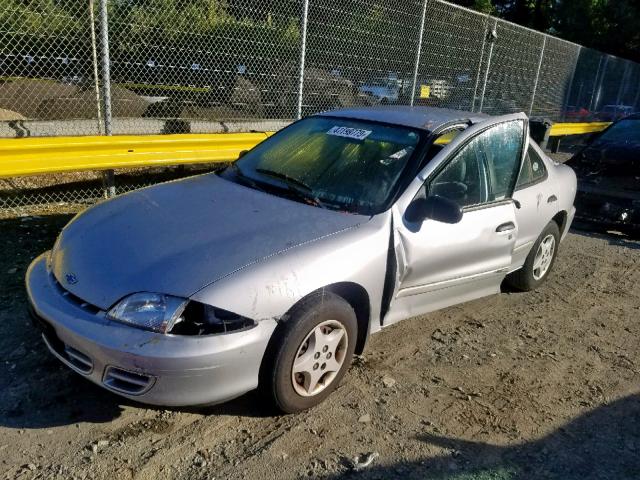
left=549, top=122, right=610, bottom=136
left=0, top=121, right=611, bottom=179
left=0, top=132, right=273, bottom=178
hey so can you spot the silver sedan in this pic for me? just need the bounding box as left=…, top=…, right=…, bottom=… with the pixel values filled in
left=26, top=106, right=577, bottom=412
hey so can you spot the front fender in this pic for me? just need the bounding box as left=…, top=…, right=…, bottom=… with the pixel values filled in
left=190, top=213, right=391, bottom=335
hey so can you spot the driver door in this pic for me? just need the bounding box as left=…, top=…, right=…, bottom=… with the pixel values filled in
left=385, top=115, right=528, bottom=325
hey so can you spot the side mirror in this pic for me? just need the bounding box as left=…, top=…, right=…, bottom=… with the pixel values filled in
left=405, top=195, right=463, bottom=224
left=237, top=150, right=249, bottom=159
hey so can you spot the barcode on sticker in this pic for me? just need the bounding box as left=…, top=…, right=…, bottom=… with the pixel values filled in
left=326, top=126, right=372, bottom=140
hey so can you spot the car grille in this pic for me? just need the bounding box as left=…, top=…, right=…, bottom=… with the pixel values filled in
left=103, top=366, right=155, bottom=395
left=51, top=273, right=101, bottom=315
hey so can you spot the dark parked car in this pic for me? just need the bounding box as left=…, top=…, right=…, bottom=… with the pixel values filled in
left=567, top=114, right=640, bottom=236
left=596, top=105, right=635, bottom=122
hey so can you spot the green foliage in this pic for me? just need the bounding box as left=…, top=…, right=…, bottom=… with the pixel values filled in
left=0, top=0, right=83, bottom=38
left=108, top=0, right=300, bottom=61
left=0, top=0, right=300, bottom=60
left=451, top=0, right=639, bottom=62
left=472, top=0, right=495, bottom=15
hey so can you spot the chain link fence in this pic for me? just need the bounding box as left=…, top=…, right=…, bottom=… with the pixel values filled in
left=1, top=0, right=639, bottom=216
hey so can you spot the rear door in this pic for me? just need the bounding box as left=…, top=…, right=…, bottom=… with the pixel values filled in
left=511, top=141, right=557, bottom=268
left=385, top=114, right=528, bottom=325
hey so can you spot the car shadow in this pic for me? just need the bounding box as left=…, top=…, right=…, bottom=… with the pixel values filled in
left=320, top=393, right=640, bottom=479
left=0, top=213, right=122, bottom=429
left=570, top=225, right=640, bottom=250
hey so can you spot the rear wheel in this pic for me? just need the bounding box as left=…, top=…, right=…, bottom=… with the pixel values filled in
left=260, top=292, right=357, bottom=413
left=506, top=221, right=560, bottom=291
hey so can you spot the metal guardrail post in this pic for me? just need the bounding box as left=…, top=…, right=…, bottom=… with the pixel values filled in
left=529, top=35, right=546, bottom=116
left=98, top=0, right=115, bottom=198
left=296, top=0, right=310, bottom=120
left=478, top=18, right=497, bottom=113
left=410, top=0, right=428, bottom=107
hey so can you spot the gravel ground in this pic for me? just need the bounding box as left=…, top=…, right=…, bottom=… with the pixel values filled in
left=1, top=212, right=639, bottom=480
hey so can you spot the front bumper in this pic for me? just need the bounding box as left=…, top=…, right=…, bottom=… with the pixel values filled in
left=26, top=253, right=277, bottom=407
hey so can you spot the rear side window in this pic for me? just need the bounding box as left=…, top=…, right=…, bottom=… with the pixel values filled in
left=516, top=145, right=547, bottom=189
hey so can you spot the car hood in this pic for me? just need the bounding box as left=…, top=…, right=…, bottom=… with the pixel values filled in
left=50, top=174, right=366, bottom=310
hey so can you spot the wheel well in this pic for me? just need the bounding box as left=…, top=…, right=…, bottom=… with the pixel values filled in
left=552, top=210, right=568, bottom=234
left=318, top=283, right=371, bottom=355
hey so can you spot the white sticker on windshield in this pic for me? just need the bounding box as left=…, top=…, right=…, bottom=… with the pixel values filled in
left=326, top=126, right=372, bottom=140
left=389, top=148, right=408, bottom=159
left=380, top=148, right=409, bottom=165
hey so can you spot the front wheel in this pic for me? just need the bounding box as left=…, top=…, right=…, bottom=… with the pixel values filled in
left=506, top=220, right=560, bottom=291
left=260, top=291, right=357, bottom=413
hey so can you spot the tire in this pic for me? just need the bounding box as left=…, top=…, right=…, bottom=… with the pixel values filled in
left=259, top=291, right=358, bottom=413
left=506, top=220, right=560, bottom=292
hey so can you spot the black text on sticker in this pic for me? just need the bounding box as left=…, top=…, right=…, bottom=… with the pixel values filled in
left=326, top=126, right=372, bottom=140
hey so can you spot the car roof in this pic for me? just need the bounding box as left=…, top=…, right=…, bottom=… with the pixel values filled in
left=316, top=105, right=490, bottom=133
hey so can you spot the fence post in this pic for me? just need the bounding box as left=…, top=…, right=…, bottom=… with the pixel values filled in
left=588, top=55, right=603, bottom=111
left=98, top=0, right=115, bottom=197
left=528, top=35, right=546, bottom=116
left=89, top=0, right=103, bottom=135
left=472, top=16, right=490, bottom=112
left=561, top=45, right=580, bottom=121
left=478, top=18, right=497, bottom=113
left=632, top=65, right=640, bottom=110
left=590, top=55, right=608, bottom=113
left=296, top=0, right=310, bottom=120
left=615, top=62, right=631, bottom=109
left=410, top=0, right=428, bottom=107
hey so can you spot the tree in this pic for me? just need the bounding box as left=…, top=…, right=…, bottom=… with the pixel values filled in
left=450, top=0, right=640, bottom=62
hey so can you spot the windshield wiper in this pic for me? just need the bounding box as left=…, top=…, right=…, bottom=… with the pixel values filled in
left=228, top=163, right=267, bottom=192
left=254, top=168, right=330, bottom=209
left=255, top=168, right=313, bottom=191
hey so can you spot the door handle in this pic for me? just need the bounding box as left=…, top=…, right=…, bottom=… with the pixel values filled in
left=496, top=221, right=516, bottom=233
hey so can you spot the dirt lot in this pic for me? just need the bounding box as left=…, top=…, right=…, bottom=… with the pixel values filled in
left=1, top=212, right=639, bottom=480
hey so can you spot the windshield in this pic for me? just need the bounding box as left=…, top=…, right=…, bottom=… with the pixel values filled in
left=224, top=116, right=422, bottom=215
left=594, top=119, right=640, bottom=144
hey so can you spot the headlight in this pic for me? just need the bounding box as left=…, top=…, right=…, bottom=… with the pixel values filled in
left=107, top=292, right=188, bottom=333
left=107, top=292, right=256, bottom=335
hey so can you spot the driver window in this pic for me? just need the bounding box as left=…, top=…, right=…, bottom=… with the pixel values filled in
left=429, top=137, right=487, bottom=207
left=429, top=121, right=524, bottom=208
